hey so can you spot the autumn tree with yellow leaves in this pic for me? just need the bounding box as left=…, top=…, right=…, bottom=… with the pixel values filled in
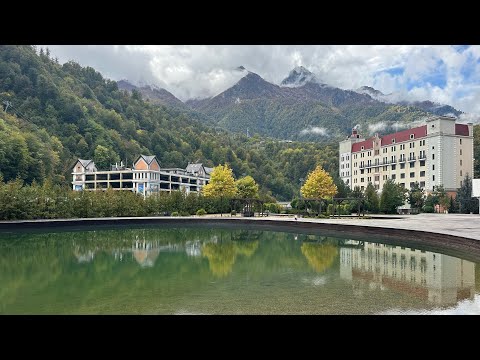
left=300, top=165, right=337, bottom=199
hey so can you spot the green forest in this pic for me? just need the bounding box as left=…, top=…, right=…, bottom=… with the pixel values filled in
left=0, top=45, right=339, bottom=200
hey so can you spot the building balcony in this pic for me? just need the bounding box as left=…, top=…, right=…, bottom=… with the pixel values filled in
left=408, top=156, right=416, bottom=162
left=418, top=154, right=426, bottom=160
left=398, top=158, right=406, bottom=163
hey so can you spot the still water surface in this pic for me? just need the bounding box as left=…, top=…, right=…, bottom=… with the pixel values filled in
left=1, top=227, right=479, bottom=314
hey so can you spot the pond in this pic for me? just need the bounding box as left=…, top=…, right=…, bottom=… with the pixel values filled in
left=1, top=226, right=479, bottom=314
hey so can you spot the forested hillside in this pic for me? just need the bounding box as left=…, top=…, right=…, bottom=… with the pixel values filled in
left=0, top=45, right=338, bottom=200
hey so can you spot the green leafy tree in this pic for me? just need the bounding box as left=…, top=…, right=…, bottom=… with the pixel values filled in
left=235, top=175, right=259, bottom=199
left=93, top=145, right=119, bottom=170
left=364, top=182, right=379, bottom=213
left=434, top=185, right=449, bottom=213
left=408, top=182, right=425, bottom=211
left=350, top=186, right=364, bottom=214
left=300, top=165, right=337, bottom=199
left=380, top=179, right=407, bottom=214
left=457, top=173, right=477, bottom=213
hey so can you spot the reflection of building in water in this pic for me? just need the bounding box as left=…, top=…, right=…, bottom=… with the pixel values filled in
left=132, top=241, right=181, bottom=267
left=73, top=248, right=95, bottom=263
left=185, top=240, right=202, bottom=257
left=340, top=241, right=475, bottom=306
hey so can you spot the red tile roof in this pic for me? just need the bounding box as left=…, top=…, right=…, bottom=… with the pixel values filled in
left=455, top=124, right=469, bottom=136
left=352, top=125, right=427, bottom=153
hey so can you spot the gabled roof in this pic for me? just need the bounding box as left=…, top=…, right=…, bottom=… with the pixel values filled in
left=204, top=167, right=213, bottom=175
left=135, top=154, right=158, bottom=165
left=78, top=159, right=93, bottom=168
left=186, top=163, right=205, bottom=173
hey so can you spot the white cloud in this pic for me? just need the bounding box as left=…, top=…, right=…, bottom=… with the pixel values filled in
left=45, top=45, right=480, bottom=114
left=300, top=126, right=327, bottom=136
left=368, top=122, right=388, bottom=134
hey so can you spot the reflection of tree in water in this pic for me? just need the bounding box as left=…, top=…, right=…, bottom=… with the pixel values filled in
left=234, top=241, right=259, bottom=258
left=301, top=242, right=338, bottom=273
left=202, top=238, right=260, bottom=277
left=202, top=242, right=237, bottom=278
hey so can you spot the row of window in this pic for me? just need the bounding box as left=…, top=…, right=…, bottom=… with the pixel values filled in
left=354, top=181, right=426, bottom=190
left=356, top=139, right=426, bottom=155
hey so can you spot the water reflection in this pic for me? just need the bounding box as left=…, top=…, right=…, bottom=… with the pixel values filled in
left=0, top=228, right=478, bottom=314
left=340, top=241, right=475, bottom=306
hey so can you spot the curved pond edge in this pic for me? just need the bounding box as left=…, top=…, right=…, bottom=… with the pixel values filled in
left=2, top=217, right=480, bottom=263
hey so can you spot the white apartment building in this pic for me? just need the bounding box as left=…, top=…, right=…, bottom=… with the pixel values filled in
left=339, top=116, right=474, bottom=195
left=72, top=155, right=211, bottom=198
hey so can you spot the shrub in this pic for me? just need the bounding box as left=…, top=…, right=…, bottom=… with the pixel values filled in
left=196, top=208, right=207, bottom=216
left=231, top=210, right=237, bottom=216
left=423, top=205, right=434, bottom=213
left=171, top=211, right=179, bottom=217
left=179, top=211, right=190, bottom=217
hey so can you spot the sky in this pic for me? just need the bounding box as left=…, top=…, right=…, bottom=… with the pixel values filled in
left=46, top=45, right=480, bottom=115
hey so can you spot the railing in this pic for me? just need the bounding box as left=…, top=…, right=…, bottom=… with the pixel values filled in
left=418, top=154, right=426, bottom=160
left=398, top=158, right=406, bottom=163
left=408, top=156, right=416, bottom=161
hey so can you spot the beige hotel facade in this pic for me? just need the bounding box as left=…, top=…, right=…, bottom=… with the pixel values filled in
left=339, top=116, right=474, bottom=197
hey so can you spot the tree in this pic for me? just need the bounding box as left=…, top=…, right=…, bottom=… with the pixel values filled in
left=408, top=182, right=425, bottom=211
left=333, top=175, right=351, bottom=198
left=364, top=182, right=379, bottom=213
left=457, top=173, right=477, bottom=213
left=235, top=175, right=259, bottom=199
left=300, top=165, right=337, bottom=199
left=350, top=186, right=364, bottom=215
left=202, top=164, right=237, bottom=199
left=380, top=179, right=407, bottom=214
left=434, top=185, right=449, bottom=213
left=93, top=145, right=119, bottom=170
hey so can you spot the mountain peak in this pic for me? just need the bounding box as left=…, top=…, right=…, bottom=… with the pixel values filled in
left=281, top=66, right=317, bottom=88
left=356, top=86, right=385, bottom=97
left=236, top=65, right=246, bottom=71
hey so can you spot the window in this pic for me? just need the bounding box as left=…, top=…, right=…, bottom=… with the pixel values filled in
left=375, top=175, right=379, bottom=181
left=420, top=181, right=425, bottom=188
left=420, top=160, right=425, bottom=167
left=432, top=146, right=435, bottom=150
left=432, top=124, right=435, bottom=128
left=410, top=182, right=415, bottom=188
left=393, top=146, right=396, bottom=151
left=368, top=177, right=371, bottom=182
left=361, top=146, right=364, bottom=150
left=401, top=173, right=405, bottom=179
left=420, top=171, right=425, bottom=177
left=410, top=134, right=414, bottom=139
left=361, top=178, right=364, bottom=182
left=410, top=172, right=415, bottom=178
left=392, top=164, right=396, bottom=170
left=400, top=163, right=405, bottom=169
left=460, top=170, right=463, bottom=176
left=460, top=180, right=463, bottom=187
left=433, top=175, right=435, bottom=181
left=341, top=156, right=344, bottom=161
left=460, top=159, right=463, bottom=166
left=432, top=153, right=435, bottom=160
left=432, top=164, right=435, bottom=171
left=361, top=169, right=364, bottom=174
left=460, top=149, right=462, bottom=155
left=460, top=139, right=462, bottom=145
left=392, top=174, right=396, bottom=180
left=392, top=139, right=396, bottom=144
left=410, top=162, right=414, bottom=168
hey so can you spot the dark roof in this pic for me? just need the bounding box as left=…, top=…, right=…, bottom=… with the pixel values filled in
left=352, top=125, right=427, bottom=153
left=135, top=154, right=157, bottom=165
left=186, top=163, right=205, bottom=173
left=455, top=124, right=469, bottom=136
left=78, top=159, right=93, bottom=168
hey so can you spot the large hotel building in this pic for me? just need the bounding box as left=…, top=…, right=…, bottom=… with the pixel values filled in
left=339, top=116, right=474, bottom=195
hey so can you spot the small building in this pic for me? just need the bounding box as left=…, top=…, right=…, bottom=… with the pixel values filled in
left=72, top=155, right=211, bottom=197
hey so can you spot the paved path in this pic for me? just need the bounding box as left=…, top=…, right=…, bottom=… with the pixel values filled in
left=2, top=213, right=480, bottom=241
left=202, top=213, right=480, bottom=241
